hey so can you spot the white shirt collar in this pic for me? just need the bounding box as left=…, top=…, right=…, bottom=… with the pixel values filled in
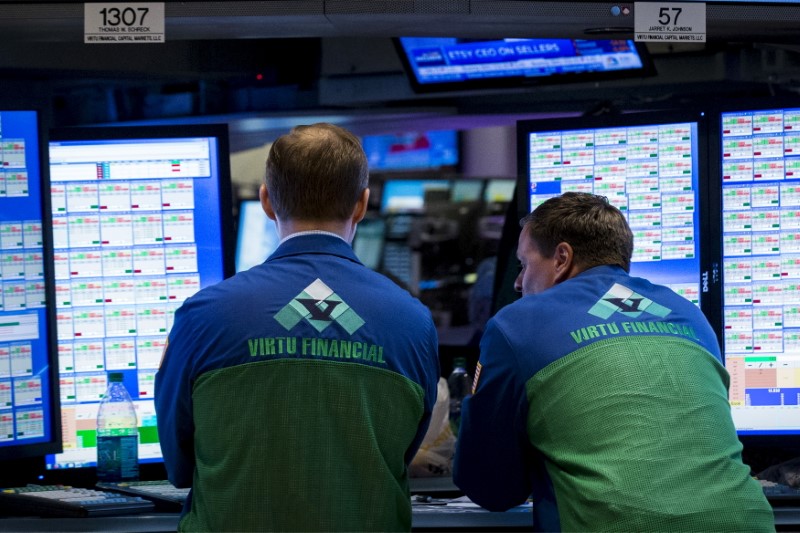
left=279, top=230, right=349, bottom=245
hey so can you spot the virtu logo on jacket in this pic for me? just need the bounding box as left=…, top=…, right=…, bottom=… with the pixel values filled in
left=588, top=283, right=672, bottom=320
left=275, top=278, right=365, bottom=334
left=569, top=283, right=700, bottom=345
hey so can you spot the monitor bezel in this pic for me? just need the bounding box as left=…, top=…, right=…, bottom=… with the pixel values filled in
left=708, top=97, right=800, bottom=448
left=37, top=123, right=236, bottom=485
left=515, top=108, right=713, bottom=324
left=0, top=107, right=63, bottom=466
left=393, top=37, right=656, bottom=94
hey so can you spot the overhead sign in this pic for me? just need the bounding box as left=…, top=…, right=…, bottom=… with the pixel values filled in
left=84, top=3, right=165, bottom=43
left=634, top=2, right=706, bottom=42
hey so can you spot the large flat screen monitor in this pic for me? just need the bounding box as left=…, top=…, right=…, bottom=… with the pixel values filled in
left=714, top=103, right=800, bottom=443
left=396, top=37, right=654, bottom=93
left=517, top=110, right=707, bottom=307
left=0, top=109, right=61, bottom=463
left=43, top=124, right=234, bottom=479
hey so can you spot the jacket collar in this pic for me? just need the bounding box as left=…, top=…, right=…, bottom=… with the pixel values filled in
left=267, top=233, right=362, bottom=265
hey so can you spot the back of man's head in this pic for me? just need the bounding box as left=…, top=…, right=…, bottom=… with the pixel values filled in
left=266, top=123, right=369, bottom=222
left=521, top=192, right=634, bottom=272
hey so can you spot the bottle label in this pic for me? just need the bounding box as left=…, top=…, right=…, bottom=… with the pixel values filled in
left=97, top=435, right=139, bottom=481
left=98, top=427, right=138, bottom=436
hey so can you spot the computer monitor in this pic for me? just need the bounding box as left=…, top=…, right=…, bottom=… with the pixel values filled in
left=235, top=199, right=280, bottom=272
left=713, top=102, right=800, bottom=444
left=362, top=130, right=459, bottom=172
left=395, top=37, right=654, bottom=93
left=484, top=179, right=516, bottom=204
left=0, top=109, right=61, bottom=464
left=516, top=110, right=707, bottom=307
left=450, top=179, right=484, bottom=203
left=352, top=217, right=386, bottom=271
left=380, top=179, right=450, bottom=214
left=43, top=124, right=235, bottom=480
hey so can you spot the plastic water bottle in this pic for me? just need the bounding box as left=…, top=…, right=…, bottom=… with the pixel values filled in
left=96, top=372, right=139, bottom=481
left=447, top=357, right=472, bottom=436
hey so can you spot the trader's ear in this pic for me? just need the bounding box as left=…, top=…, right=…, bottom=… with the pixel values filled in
left=260, top=183, right=277, bottom=221
left=553, top=242, right=576, bottom=284
left=352, top=188, right=370, bottom=224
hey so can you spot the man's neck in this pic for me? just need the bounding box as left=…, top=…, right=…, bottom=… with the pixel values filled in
left=276, top=219, right=354, bottom=243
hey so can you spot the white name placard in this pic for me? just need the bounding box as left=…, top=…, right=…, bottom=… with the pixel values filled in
left=85, top=3, right=165, bottom=44
left=634, top=2, right=706, bottom=43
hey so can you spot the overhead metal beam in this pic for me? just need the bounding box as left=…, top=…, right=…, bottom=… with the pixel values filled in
left=0, top=1, right=798, bottom=43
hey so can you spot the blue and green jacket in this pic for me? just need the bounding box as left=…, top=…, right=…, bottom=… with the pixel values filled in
left=155, top=233, right=440, bottom=532
left=454, top=265, right=774, bottom=532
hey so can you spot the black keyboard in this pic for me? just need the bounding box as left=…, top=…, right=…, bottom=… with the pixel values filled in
left=761, top=480, right=800, bottom=506
left=0, top=485, right=155, bottom=518
left=97, top=480, right=189, bottom=512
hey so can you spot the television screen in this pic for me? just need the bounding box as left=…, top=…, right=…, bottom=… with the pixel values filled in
left=362, top=130, right=459, bottom=172
left=517, top=110, right=706, bottom=306
left=43, top=124, right=234, bottom=476
left=0, top=109, right=61, bottom=462
left=396, top=37, right=654, bottom=93
left=715, top=104, right=800, bottom=440
left=235, top=199, right=280, bottom=273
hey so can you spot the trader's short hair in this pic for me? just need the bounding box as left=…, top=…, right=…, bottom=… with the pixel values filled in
left=266, top=123, right=369, bottom=221
left=520, top=192, right=634, bottom=272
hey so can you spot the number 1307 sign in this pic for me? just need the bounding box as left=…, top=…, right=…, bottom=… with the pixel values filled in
left=85, top=3, right=165, bottom=43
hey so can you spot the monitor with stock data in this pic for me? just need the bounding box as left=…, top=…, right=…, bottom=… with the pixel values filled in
left=43, top=124, right=234, bottom=475
left=517, top=110, right=707, bottom=306
left=0, top=109, right=61, bottom=462
left=715, top=103, right=800, bottom=442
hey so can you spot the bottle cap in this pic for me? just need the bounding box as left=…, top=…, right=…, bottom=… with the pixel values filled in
left=109, top=372, right=124, bottom=382
left=453, top=357, right=467, bottom=369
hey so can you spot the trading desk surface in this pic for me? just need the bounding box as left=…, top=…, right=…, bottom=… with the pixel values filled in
left=4, top=502, right=800, bottom=531
left=4, top=475, right=798, bottom=532
left=774, top=507, right=800, bottom=530
left=0, top=504, right=534, bottom=532
left=0, top=476, right=536, bottom=531
left=3, top=506, right=800, bottom=532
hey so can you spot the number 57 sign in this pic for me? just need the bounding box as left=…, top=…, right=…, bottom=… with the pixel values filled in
left=634, top=2, right=706, bottom=43
left=85, top=3, right=165, bottom=43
